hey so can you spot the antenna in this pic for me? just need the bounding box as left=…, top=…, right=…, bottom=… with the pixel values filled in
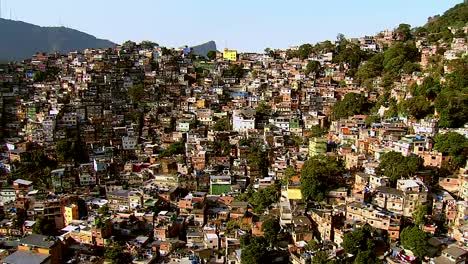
left=0, top=0, right=2, bottom=19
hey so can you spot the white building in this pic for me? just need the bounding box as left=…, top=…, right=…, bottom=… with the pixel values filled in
left=122, top=136, right=138, bottom=150
left=233, top=108, right=255, bottom=132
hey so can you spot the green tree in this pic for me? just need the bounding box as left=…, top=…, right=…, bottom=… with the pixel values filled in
left=354, top=250, right=381, bottom=264
left=435, top=87, right=468, bottom=128
left=342, top=225, right=374, bottom=256
left=400, top=226, right=430, bottom=259
left=139, top=40, right=158, bottom=49
left=298, top=44, right=313, bottom=60
left=33, top=71, right=47, bottom=82
left=306, top=240, right=321, bottom=251
left=305, top=60, right=321, bottom=76
left=332, top=93, right=373, bottom=120
left=213, top=117, right=231, bottom=131
left=32, top=217, right=56, bottom=236
left=413, top=204, right=429, bottom=227
left=377, top=152, right=423, bottom=186
left=98, top=205, right=109, bottom=215
left=394, top=23, right=413, bottom=41
left=104, top=243, right=133, bottom=264
left=256, top=101, right=271, bottom=118
left=415, top=76, right=441, bottom=101
left=433, top=132, right=468, bottom=169
left=225, top=220, right=240, bottom=235
left=309, top=125, right=327, bottom=137
left=247, top=145, right=269, bottom=178
left=207, top=50, right=217, bottom=60
left=301, top=155, right=344, bottom=201
left=249, top=183, right=280, bottom=213
left=398, top=96, right=433, bottom=120
left=128, top=84, right=145, bottom=103
left=356, top=53, right=384, bottom=82
left=159, top=140, right=185, bottom=157
left=223, top=64, right=244, bottom=79
left=261, top=217, right=280, bottom=246
left=282, top=166, right=297, bottom=184
left=241, top=236, right=269, bottom=264
left=382, top=41, right=420, bottom=77
left=312, top=250, right=330, bottom=264
left=365, top=115, right=381, bottom=127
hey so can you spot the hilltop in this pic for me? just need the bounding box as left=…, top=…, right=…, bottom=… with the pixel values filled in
left=0, top=18, right=115, bottom=61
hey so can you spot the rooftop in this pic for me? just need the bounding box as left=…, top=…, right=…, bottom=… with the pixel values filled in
left=1, top=250, right=50, bottom=264
left=19, top=234, right=58, bottom=249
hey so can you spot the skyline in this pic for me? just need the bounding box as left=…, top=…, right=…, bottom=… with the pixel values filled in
left=0, top=0, right=463, bottom=52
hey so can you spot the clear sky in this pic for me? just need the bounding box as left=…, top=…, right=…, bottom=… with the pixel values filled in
left=0, top=0, right=463, bottom=52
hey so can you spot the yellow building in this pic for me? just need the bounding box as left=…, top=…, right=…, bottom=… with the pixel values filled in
left=223, top=48, right=237, bottom=61
left=196, top=99, right=206, bottom=108
left=64, top=204, right=79, bottom=226
left=309, top=137, right=328, bottom=157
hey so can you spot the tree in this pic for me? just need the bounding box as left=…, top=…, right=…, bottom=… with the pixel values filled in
left=128, top=84, right=145, bottom=103
left=377, top=152, right=423, bottom=186
left=312, top=250, right=330, bottom=264
left=309, top=125, right=327, bottom=137
left=332, top=93, right=373, bottom=120
left=400, top=226, right=430, bottom=259
left=33, top=71, right=47, bottom=82
left=342, top=225, right=374, bottom=256
left=261, top=217, right=280, bottom=246
left=382, top=41, right=420, bottom=77
left=282, top=166, right=297, bottom=184
left=356, top=53, right=384, bottom=82
left=225, top=220, right=240, bottom=235
left=159, top=140, right=185, bottom=157
left=256, top=101, right=271, bottom=117
left=247, top=145, right=269, bottom=178
left=104, top=243, right=133, bottom=264
left=433, top=132, right=468, bottom=169
left=414, top=76, right=441, bottom=101
left=365, top=115, right=381, bottom=127
left=223, top=64, right=244, bottom=79
left=394, top=23, right=412, bottom=41
left=32, top=217, right=56, bottom=236
left=249, top=183, right=280, bottom=213
left=98, top=205, right=109, bottom=215
left=139, top=40, right=158, bottom=49
left=305, top=60, right=321, bottom=76
left=122, top=40, right=137, bottom=52
left=298, top=44, right=313, bottom=60
left=241, top=236, right=269, bottom=264
left=354, top=250, right=381, bottom=264
left=306, top=240, right=321, bottom=251
left=207, top=50, right=217, bottom=60
left=213, top=117, right=231, bottom=131
left=398, top=96, right=433, bottom=120
left=301, top=155, right=344, bottom=201
left=413, top=204, right=429, bottom=227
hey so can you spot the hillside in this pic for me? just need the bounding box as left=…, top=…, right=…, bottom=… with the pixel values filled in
left=191, top=40, right=216, bottom=57
left=415, top=3, right=468, bottom=43
left=0, top=18, right=115, bottom=61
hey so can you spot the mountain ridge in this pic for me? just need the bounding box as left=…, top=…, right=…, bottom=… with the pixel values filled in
left=0, top=18, right=115, bottom=61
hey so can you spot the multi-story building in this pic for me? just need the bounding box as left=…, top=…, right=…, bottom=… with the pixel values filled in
left=223, top=48, right=237, bottom=61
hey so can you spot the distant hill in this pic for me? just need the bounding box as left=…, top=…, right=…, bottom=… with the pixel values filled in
left=417, top=3, right=468, bottom=43
left=0, top=18, right=115, bottom=61
left=191, top=41, right=217, bottom=57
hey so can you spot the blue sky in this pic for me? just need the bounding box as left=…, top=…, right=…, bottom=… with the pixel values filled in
left=1, top=0, right=463, bottom=52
